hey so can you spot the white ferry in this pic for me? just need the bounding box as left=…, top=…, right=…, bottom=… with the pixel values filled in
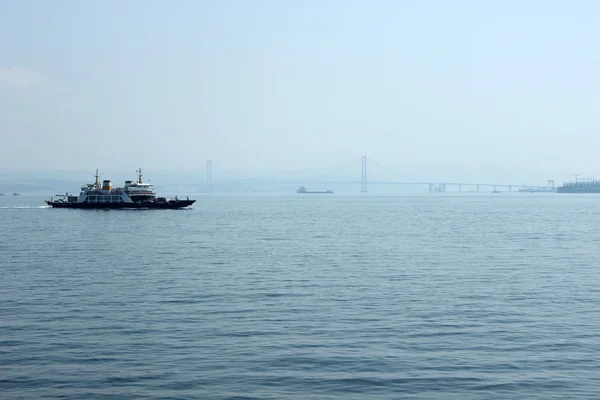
left=45, top=169, right=195, bottom=209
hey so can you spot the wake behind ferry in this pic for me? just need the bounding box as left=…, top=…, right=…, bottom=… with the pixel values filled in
left=45, top=169, right=195, bottom=209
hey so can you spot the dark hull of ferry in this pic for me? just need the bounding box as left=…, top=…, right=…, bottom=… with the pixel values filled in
left=556, top=187, right=600, bottom=193
left=45, top=200, right=196, bottom=209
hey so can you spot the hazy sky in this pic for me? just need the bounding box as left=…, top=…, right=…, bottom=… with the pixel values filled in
left=2, top=0, right=600, bottom=183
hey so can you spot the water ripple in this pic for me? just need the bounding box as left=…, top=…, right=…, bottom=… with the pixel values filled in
left=2, top=195, right=600, bottom=399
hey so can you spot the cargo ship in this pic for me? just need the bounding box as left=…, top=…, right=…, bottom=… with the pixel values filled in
left=556, top=177, right=600, bottom=193
left=296, top=185, right=333, bottom=194
left=45, top=169, right=196, bottom=209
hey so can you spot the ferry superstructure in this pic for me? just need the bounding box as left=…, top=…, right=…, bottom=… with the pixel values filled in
left=45, top=169, right=195, bottom=209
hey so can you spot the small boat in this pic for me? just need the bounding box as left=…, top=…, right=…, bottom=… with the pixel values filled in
left=12, top=192, right=19, bottom=196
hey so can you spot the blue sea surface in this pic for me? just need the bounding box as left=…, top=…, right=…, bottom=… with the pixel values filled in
left=2, top=193, right=600, bottom=399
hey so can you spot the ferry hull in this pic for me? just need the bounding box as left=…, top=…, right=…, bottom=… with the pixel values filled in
left=45, top=200, right=196, bottom=209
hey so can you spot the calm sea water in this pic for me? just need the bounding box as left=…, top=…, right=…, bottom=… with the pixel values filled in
left=2, top=193, right=600, bottom=399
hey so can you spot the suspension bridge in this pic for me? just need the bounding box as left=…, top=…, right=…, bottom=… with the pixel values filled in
left=192, top=156, right=555, bottom=193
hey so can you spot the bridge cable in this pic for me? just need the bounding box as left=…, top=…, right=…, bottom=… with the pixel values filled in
left=367, top=157, right=423, bottom=183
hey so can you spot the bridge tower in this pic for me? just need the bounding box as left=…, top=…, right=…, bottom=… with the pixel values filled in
left=206, top=160, right=212, bottom=185
left=361, top=155, right=367, bottom=193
